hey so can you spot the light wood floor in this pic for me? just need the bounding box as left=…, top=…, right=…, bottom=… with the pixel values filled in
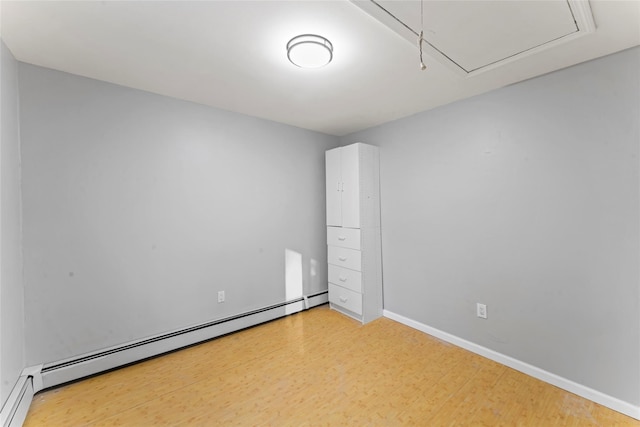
left=24, top=305, right=638, bottom=426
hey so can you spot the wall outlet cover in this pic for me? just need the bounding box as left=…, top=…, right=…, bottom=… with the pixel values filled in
left=477, top=303, right=487, bottom=319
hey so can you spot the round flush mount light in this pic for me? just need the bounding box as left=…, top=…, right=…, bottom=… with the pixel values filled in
left=286, top=34, right=333, bottom=69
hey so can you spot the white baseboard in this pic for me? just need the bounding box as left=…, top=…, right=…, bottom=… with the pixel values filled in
left=34, top=293, right=327, bottom=391
left=0, top=375, right=34, bottom=427
left=383, top=309, right=640, bottom=421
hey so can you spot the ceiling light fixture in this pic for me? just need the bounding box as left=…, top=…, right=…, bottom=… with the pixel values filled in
left=287, top=34, right=333, bottom=69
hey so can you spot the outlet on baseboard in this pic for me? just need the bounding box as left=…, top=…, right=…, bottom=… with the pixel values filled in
left=476, top=303, right=487, bottom=319
left=217, top=291, right=225, bottom=303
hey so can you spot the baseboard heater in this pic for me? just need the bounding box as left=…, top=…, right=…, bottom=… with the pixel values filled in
left=0, top=375, right=34, bottom=427
left=32, top=291, right=327, bottom=394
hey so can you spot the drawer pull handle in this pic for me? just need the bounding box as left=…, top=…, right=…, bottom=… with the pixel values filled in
left=339, top=276, right=347, bottom=282
left=338, top=257, right=347, bottom=262
left=339, top=297, right=348, bottom=303
left=338, top=236, right=346, bottom=241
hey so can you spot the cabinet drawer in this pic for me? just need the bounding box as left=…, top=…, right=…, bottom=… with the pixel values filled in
left=328, top=264, right=362, bottom=293
left=327, top=227, right=361, bottom=250
left=329, top=283, right=363, bottom=315
left=327, top=246, right=361, bottom=271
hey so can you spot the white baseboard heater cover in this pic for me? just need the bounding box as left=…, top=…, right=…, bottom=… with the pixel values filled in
left=39, top=292, right=328, bottom=390
left=0, top=375, right=34, bottom=427
left=1, top=293, right=327, bottom=426
left=36, top=291, right=328, bottom=392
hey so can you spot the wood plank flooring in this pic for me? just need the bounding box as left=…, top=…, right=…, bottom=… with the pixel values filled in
left=24, top=305, right=639, bottom=426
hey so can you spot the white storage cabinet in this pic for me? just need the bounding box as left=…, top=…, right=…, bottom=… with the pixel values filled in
left=325, top=143, right=382, bottom=323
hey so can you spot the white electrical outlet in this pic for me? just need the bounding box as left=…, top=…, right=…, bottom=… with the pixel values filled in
left=217, top=290, right=225, bottom=303
left=477, top=303, right=487, bottom=319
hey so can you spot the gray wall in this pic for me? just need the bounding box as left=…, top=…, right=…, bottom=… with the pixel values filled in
left=0, top=40, right=25, bottom=404
left=18, top=63, right=339, bottom=365
left=342, top=47, right=640, bottom=405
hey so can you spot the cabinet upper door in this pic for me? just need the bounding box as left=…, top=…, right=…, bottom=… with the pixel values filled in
left=341, top=144, right=361, bottom=228
left=326, top=147, right=342, bottom=226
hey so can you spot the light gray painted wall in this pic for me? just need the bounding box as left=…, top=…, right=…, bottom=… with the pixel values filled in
left=0, top=40, right=25, bottom=404
left=342, top=47, right=640, bottom=405
left=18, top=63, right=339, bottom=365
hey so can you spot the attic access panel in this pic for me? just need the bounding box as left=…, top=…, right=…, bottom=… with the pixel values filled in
left=352, top=0, right=595, bottom=76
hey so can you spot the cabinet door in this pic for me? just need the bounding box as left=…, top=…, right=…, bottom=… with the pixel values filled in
left=326, top=148, right=342, bottom=226
left=340, top=144, right=361, bottom=228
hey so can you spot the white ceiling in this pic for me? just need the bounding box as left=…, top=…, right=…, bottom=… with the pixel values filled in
left=1, top=1, right=638, bottom=136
